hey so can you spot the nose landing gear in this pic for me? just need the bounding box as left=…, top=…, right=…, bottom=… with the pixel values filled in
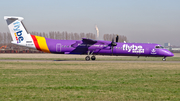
left=162, top=57, right=166, bottom=61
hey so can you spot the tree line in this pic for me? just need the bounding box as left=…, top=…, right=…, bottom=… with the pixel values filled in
left=0, top=31, right=128, bottom=45
left=0, top=31, right=128, bottom=47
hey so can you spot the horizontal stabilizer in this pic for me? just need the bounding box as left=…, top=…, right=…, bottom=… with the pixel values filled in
left=4, top=16, right=24, bottom=21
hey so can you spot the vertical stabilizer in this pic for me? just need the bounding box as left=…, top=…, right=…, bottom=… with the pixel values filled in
left=4, top=16, right=35, bottom=48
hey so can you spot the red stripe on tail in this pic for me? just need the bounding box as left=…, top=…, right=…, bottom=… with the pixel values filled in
left=31, top=35, right=41, bottom=51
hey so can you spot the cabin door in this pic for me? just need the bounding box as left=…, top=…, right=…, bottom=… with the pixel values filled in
left=56, top=44, right=61, bottom=52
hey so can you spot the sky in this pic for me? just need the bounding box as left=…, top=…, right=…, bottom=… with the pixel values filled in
left=0, top=0, right=180, bottom=46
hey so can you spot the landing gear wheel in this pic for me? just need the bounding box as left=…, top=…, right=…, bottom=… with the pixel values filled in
left=162, top=58, right=166, bottom=61
left=85, top=56, right=90, bottom=61
left=91, top=56, right=96, bottom=60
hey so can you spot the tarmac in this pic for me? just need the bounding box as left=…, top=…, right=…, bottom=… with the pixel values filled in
left=0, top=53, right=180, bottom=63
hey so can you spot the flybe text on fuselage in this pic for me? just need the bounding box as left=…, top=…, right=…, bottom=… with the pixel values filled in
left=13, top=22, right=24, bottom=43
left=123, top=44, right=144, bottom=53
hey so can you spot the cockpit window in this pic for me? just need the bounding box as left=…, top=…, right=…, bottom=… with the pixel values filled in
left=155, top=45, right=164, bottom=49
left=155, top=46, right=160, bottom=48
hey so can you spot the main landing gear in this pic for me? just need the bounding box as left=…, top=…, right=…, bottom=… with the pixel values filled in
left=85, top=51, right=96, bottom=61
left=85, top=55, right=96, bottom=61
left=91, top=55, right=96, bottom=60
left=162, top=57, right=166, bottom=61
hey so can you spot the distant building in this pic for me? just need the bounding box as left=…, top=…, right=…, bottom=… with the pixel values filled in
left=164, top=43, right=170, bottom=47
left=163, top=43, right=180, bottom=52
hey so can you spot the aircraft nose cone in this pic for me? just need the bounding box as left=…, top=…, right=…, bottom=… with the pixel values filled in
left=169, top=52, right=174, bottom=57
left=163, top=50, right=174, bottom=57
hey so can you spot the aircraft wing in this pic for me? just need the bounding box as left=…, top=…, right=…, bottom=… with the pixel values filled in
left=82, top=38, right=109, bottom=45
left=82, top=38, right=97, bottom=44
left=71, top=38, right=110, bottom=48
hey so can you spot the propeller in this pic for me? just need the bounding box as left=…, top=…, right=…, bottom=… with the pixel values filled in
left=110, top=35, right=119, bottom=55
left=116, top=35, right=119, bottom=42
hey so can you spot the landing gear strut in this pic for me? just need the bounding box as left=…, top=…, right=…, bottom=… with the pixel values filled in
left=162, top=57, right=166, bottom=61
left=85, top=51, right=96, bottom=61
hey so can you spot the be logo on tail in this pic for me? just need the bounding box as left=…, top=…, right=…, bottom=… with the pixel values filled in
left=13, top=22, right=24, bottom=43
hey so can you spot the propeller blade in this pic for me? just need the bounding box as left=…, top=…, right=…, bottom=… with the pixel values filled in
left=111, top=46, right=114, bottom=55
left=110, top=36, right=118, bottom=55
left=116, top=35, right=119, bottom=42
left=111, top=37, right=116, bottom=55
left=112, top=38, right=114, bottom=43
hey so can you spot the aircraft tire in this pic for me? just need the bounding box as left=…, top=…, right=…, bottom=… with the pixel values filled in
left=162, top=58, right=166, bottom=61
left=85, top=56, right=90, bottom=61
left=91, top=56, right=96, bottom=60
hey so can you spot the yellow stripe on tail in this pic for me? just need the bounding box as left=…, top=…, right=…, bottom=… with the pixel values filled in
left=35, top=36, right=50, bottom=53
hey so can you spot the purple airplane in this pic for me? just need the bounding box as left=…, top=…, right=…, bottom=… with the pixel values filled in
left=4, top=16, right=174, bottom=61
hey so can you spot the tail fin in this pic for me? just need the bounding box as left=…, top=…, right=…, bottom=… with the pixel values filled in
left=4, top=16, right=51, bottom=53
left=4, top=16, right=35, bottom=48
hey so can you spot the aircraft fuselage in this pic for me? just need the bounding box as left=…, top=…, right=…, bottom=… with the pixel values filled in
left=27, top=37, right=173, bottom=57
left=4, top=16, right=174, bottom=61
